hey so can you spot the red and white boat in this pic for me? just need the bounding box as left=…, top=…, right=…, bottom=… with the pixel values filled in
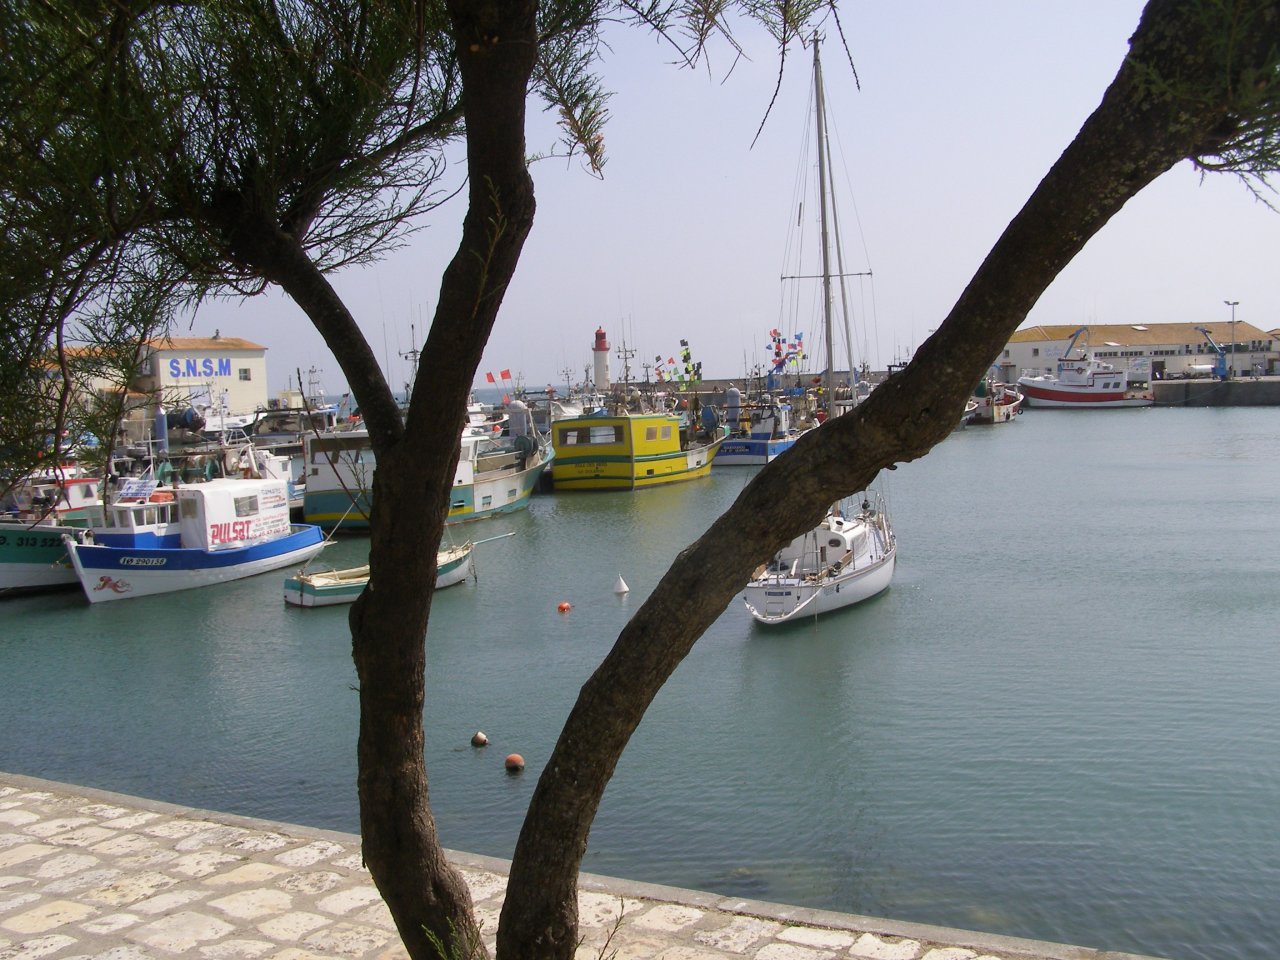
left=969, top=378, right=1024, bottom=423
left=1016, top=327, right=1153, bottom=408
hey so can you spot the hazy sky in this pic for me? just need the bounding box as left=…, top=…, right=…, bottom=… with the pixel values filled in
left=190, top=2, right=1280, bottom=396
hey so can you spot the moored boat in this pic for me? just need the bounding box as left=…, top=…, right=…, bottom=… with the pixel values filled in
left=302, top=418, right=553, bottom=529
left=1016, top=326, right=1154, bottom=408
left=714, top=386, right=802, bottom=466
left=63, top=477, right=325, bottom=603
left=969, top=377, right=1024, bottom=423
left=549, top=410, right=724, bottom=490
left=742, top=493, right=896, bottom=625
left=0, top=473, right=105, bottom=595
left=284, top=541, right=474, bottom=607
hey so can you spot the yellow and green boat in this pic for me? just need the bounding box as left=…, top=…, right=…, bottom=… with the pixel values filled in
left=549, top=411, right=724, bottom=491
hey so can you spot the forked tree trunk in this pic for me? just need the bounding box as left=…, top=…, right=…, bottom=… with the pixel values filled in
left=495, top=2, right=1280, bottom=957
left=348, top=3, right=541, bottom=959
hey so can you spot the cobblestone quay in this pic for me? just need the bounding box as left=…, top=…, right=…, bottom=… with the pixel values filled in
left=1, top=773, right=1162, bottom=960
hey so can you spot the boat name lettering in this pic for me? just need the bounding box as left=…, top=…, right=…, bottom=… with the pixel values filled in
left=0, top=535, right=64, bottom=548
left=210, top=520, right=254, bottom=545
left=120, top=557, right=167, bottom=567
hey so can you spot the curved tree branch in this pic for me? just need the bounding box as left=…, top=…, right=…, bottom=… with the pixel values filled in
left=497, top=2, right=1280, bottom=957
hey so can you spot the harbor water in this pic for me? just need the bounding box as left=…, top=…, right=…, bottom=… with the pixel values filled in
left=1, top=407, right=1276, bottom=960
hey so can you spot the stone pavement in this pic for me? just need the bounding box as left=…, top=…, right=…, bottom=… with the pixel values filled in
left=0, top=772, right=1161, bottom=960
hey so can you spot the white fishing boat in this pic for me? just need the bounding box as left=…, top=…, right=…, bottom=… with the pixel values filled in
left=302, top=409, right=552, bottom=529
left=742, top=494, right=896, bottom=624
left=740, top=36, right=896, bottom=625
left=1016, top=326, right=1153, bottom=408
left=63, top=476, right=325, bottom=603
left=969, top=377, right=1024, bottom=423
left=284, top=542, right=474, bottom=607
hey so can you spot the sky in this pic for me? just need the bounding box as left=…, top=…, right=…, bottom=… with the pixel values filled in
left=189, top=2, right=1280, bottom=396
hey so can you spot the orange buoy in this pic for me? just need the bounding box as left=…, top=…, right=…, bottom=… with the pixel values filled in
left=471, top=731, right=488, bottom=747
left=557, top=601, right=572, bottom=613
left=505, top=753, right=525, bottom=773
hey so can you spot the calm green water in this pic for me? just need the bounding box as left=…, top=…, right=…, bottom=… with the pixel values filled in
left=2, top=407, right=1276, bottom=960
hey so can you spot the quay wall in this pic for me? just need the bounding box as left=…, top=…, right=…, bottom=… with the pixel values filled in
left=619, top=374, right=1280, bottom=406
left=1152, top=376, right=1280, bottom=406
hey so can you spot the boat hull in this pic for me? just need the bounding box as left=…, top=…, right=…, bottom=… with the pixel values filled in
left=551, top=413, right=724, bottom=490
left=284, top=546, right=473, bottom=607
left=1018, top=380, right=1153, bottom=408
left=743, top=548, right=895, bottom=624
left=0, top=524, right=80, bottom=594
left=66, top=525, right=326, bottom=603
left=714, top=435, right=797, bottom=466
left=303, top=449, right=552, bottom=529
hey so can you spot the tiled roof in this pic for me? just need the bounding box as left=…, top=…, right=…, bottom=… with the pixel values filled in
left=147, top=335, right=266, bottom=351
left=1011, top=322, right=1270, bottom=346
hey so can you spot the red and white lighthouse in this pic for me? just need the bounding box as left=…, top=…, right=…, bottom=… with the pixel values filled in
left=592, top=326, right=610, bottom=391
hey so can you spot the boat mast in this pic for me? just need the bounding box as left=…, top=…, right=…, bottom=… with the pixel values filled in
left=813, top=35, right=835, bottom=416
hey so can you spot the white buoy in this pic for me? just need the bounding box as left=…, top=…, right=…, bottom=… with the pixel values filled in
left=614, top=575, right=629, bottom=594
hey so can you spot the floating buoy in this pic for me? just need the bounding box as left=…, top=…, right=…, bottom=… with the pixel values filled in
left=614, top=575, right=629, bottom=595
left=557, top=601, right=572, bottom=613
left=505, top=753, right=525, bottom=773
left=470, top=731, right=488, bottom=747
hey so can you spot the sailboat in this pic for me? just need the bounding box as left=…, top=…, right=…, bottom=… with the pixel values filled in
left=742, top=36, right=896, bottom=625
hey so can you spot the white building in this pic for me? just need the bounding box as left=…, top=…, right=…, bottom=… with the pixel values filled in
left=133, top=333, right=269, bottom=414
left=999, top=322, right=1276, bottom=381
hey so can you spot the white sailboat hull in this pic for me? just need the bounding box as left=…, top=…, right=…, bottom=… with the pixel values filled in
left=743, top=546, right=895, bottom=624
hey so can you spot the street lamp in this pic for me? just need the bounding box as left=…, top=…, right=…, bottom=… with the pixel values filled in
left=1224, top=300, right=1239, bottom=379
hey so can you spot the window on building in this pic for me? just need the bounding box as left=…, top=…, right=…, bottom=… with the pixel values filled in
left=1032, top=348, right=1039, bottom=357
left=239, top=368, right=252, bottom=381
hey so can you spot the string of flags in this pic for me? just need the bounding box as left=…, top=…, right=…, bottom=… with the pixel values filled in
left=654, top=340, right=701, bottom=390
left=769, top=329, right=805, bottom=372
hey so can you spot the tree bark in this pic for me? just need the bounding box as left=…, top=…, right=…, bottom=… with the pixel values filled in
left=495, top=2, right=1280, bottom=957
left=346, top=2, right=540, bottom=958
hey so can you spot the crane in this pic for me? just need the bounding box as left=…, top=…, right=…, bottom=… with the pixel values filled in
left=1193, top=326, right=1230, bottom=380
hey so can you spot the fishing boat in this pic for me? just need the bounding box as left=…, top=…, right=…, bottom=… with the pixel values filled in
left=0, top=472, right=105, bottom=595
left=1016, top=326, right=1154, bottom=408
left=954, top=397, right=980, bottom=430
left=549, top=409, right=724, bottom=490
left=284, top=542, right=474, bottom=607
left=968, top=376, right=1024, bottom=423
left=742, top=493, right=896, bottom=625
left=739, top=36, right=896, bottom=625
left=714, top=386, right=802, bottom=466
left=62, top=476, right=325, bottom=603
left=302, top=417, right=553, bottom=529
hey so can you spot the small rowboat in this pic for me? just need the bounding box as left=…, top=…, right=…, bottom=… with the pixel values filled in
left=284, top=542, right=474, bottom=607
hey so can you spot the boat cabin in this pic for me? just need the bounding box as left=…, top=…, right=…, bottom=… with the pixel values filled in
left=94, top=478, right=293, bottom=551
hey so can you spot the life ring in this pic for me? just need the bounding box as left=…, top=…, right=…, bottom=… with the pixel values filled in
left=1074, top=366, right=1085, bottom=374
left=148, top=490, right=175, bottom=503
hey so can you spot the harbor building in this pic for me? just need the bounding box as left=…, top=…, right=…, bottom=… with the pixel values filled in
left=131, top=332, right=269, bottom=413
left=1000, top=322, right=1277, bottom=381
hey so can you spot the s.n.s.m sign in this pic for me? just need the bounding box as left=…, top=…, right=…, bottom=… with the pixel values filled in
left=168, top=357, right=233, bottom=379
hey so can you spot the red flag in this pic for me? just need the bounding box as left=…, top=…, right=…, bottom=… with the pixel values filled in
left=500, top=369, right=512, bottom=380
left=485, top=372, right=496, bottom=383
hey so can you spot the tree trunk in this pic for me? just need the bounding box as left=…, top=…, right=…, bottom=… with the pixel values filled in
left=495, top=3, right=1280, bottom=957
left=348, top=2, right=540, bottom=958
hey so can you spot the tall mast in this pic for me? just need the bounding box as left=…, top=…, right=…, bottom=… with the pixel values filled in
left=813, top=36, right=835, bottom=414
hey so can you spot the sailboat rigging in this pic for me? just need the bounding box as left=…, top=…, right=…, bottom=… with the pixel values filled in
left=742, top=35, right=896, bottom=625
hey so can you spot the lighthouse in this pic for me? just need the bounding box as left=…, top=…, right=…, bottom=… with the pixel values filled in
left=592, top=326, right=610, bottom=391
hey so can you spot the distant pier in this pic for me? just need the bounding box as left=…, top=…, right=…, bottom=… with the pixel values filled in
left=1152, top=376, right=1280, bottom=406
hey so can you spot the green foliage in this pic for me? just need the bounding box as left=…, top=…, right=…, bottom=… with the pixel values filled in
left=1128, top=0, right=1280, bottom=203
